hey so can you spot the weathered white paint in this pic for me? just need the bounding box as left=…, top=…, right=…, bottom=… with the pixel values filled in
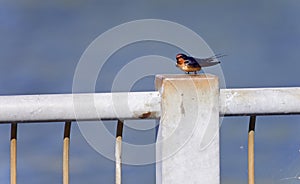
left=0, top=92, right=161, bottom=122
left=0, top=84, right=299, bottom=123
left=155, top=74, right=220, bottom=184
left=219, top=87, right=300, bottom=116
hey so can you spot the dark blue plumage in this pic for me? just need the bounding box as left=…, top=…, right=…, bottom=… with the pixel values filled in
left=176, top=53, right=224, bottom=74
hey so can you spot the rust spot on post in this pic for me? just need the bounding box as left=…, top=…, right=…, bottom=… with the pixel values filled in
left=139, top=112, right=152, bottom=119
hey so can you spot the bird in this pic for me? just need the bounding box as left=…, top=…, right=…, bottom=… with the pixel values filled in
left=176, top=53, right=224, bottom=74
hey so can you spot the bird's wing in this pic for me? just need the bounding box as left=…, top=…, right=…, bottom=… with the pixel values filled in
left=194, top=55, right=222, bottom=67
left=184, top=57, right=201, bottom=67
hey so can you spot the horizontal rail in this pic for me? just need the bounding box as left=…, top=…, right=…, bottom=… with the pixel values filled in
left=219, top=87, right=300, bottom=116
left=0, top=87, right=299, bottom=122
left=0, top=92, right=161, bottom=122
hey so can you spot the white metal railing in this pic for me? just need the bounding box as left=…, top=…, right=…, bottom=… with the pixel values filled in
left=220, top=87, right=300, bottom=116
left=0, top=92, right=160, bottom=122
left=2, top=74, right=300, bottom=184
left=1, top=88, right=299, bottom=123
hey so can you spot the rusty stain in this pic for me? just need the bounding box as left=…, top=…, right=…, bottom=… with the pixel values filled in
left=139, top=112, right=152, bottom=119
left=180, top=100, right=185, bottom=115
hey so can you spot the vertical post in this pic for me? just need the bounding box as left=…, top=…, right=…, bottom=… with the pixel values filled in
left=10, top=123, right=17, bottom=184
left=248, top=116, right=256, bottom=184
left=155, top=74, right=220, bottom=184
left=115, top=120, right=124, bottom=184
left=63, top=121, right=72, bottom=184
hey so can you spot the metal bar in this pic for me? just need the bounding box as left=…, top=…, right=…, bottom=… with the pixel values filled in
left=0, top=87, right=299, bottom=123
left=220, top=87, right=300, bottom=116
left=115, top=120, right=124, bottom=184
left=248, top=116, right=256, bottom=184
left=63, top=121, right=71, bottom=184
left=10, top=123, right=17, bottom=184
left=0, top=92, right=161, bottom=122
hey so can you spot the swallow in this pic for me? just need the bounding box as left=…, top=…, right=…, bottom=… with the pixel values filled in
left=176, top=53, right=224, bottom=74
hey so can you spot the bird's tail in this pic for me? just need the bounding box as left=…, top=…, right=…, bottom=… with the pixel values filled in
left=211, top=53, right=227, bottom=59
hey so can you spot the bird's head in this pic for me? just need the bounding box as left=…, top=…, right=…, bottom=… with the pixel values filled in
left=176, top=53, right=187, bottom=65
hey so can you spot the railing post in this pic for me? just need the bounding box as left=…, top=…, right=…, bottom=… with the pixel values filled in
left=155, top=74, right=220, bottom=184
left=63, top=121, right=71, bottom=184
left=248, top=116, right=256, bottom=184
left=10, top=123, right=17, bottom=184
left=115, top=120, right=124, bottom=184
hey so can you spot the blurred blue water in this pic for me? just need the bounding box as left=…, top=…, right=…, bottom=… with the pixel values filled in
left=0, top=1, right=300, bottom=183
